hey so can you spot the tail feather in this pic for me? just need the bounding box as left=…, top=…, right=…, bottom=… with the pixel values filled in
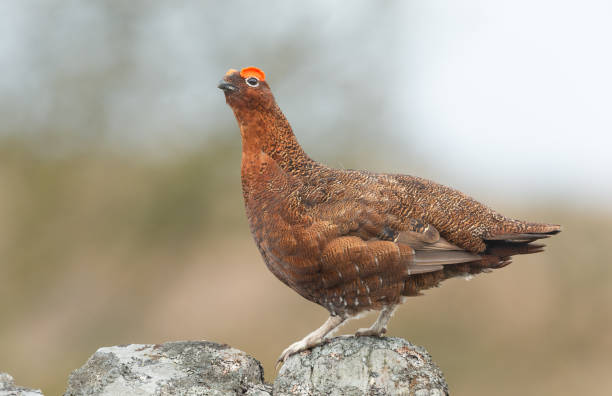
left=485, top=232, right=554, bottom=243
left=401, top=239, right=553, bottom=296
left=488, top=221, right=561, bottom=243
left=400, top=222, right=560, bottom=296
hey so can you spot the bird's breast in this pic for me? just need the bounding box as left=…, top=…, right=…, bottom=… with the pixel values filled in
left=240, top=151, right=321, bottom=288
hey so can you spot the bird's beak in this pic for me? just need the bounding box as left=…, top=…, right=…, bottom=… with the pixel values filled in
left=218, top=80, right=237, bottom=92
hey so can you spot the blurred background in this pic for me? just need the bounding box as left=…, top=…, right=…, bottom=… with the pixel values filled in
left=1, top=1, right=611, bottom=395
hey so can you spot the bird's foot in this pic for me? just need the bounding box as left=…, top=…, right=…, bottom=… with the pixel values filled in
left=275, top=315, right=346, bottom=370
left=276, top=335, right=324, bottom=370
left=355, top=326, right=387, bottom=337
left=355, top=304, right=396, bottom=337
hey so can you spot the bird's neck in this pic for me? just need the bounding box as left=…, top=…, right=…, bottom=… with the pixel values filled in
left=234, top=104, right=314, bottom=172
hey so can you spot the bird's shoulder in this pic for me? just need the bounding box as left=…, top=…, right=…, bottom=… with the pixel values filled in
left=294, top=168, right=446, bottom=246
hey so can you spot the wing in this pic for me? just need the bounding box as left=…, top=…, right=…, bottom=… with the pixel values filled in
left=317, top=215, right=480, bottom=284
left=295, top=199, right=482, bottom=314
left=293, top=170, right=550, bottom=314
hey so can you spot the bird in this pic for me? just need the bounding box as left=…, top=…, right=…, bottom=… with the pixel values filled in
left=218, top=66, right=561, bottom=366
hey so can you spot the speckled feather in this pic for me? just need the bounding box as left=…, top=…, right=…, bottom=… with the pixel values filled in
left=220, top=68, right=560, bottom=318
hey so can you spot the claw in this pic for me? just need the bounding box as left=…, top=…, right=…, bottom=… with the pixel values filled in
left=276, top=342, right=304, bottom=370
left=275, top=357, right=284, bottom=372
left=275, top=337, right=316, bottom=370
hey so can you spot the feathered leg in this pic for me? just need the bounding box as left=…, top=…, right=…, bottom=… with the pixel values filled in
left=355, top=304, right=397, bottom=336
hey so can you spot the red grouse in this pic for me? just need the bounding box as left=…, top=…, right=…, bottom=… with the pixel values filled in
left=218, top=66, right=560, bottom=365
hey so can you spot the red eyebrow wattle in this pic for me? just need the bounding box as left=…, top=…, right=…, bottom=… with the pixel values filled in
left=240, top=66, right=265, bottom=81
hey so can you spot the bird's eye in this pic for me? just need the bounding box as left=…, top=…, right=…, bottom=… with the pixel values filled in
left=245, top=77, right=259, bottom=87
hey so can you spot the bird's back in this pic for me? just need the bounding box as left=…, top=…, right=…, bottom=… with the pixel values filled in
left=292, top=166, right=557, bottom=252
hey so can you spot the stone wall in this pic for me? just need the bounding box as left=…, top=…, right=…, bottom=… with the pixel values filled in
left=2, top=337, right=448, bottom=396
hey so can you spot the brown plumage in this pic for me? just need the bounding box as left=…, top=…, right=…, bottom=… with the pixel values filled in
left=218, top=66, right=561, bottom=365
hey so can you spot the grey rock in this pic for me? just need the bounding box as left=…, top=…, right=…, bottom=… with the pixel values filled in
left=64, top=341, right=271, bottom=396
left=245, top=383, right=274, bottom=396
left=63, top=337, right=447, bottom=395
left=274, top=336, right=448, bottom=396
left=0, top=373, right=44, bottom=396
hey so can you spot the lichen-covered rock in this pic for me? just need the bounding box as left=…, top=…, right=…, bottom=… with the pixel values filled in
left=64, top=341, right=272, bottom=396
left=0, top=373, right=44, bottom=396
left=274, top=336, right=448, bottom=396
left=63, top=337, right=447, bottom=395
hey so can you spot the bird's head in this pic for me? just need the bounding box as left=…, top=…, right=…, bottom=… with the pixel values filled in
left=218, top=66, right=275, bottom=111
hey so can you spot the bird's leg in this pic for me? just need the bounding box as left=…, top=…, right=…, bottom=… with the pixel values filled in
left=355, top=304, right=397, bottom=337
left=276, top=315, right=345, bottom=368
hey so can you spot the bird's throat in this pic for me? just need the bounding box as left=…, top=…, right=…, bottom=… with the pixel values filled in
left=235, top=105, right=313, bottom=174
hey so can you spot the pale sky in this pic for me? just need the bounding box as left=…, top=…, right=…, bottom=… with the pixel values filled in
left=0, top=0, right=610, bottom=207
left=396, top=0, right=612, bottom=207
